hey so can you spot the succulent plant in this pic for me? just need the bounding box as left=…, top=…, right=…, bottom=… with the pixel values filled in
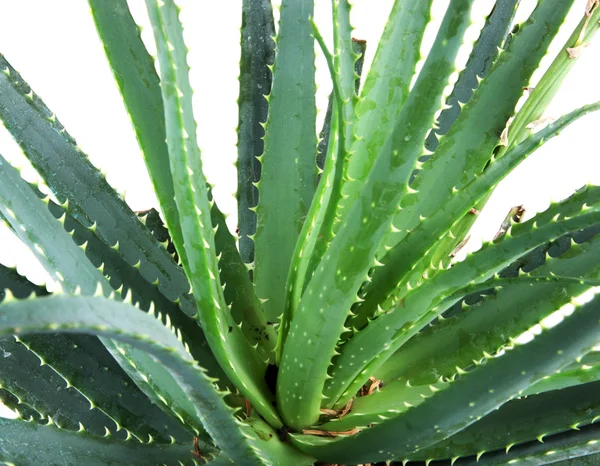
left=0, top=0, right=600, bottom=464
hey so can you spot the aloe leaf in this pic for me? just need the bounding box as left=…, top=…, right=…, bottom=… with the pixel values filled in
left=332, top=0, right=434, bottom=230
left=0, top=416, right=213, bottom=466
left=326, top=185, right=600, bottom=408
left=503, top=2, right=600, bottom=151
left=303, top=1, right=357, bottom=283
left=316, top=39, right=367, bottom=173
left=237, top=0, right=275, bottom=265
left=48, top=200, right=232, bottom=389
left=136, top=206, right=276, bottom=363
left=407, top=381, right=600, bottom=463
left=521, top=350, right=600, bottom=396
left=346, top=100, right=600, bottom=335
left=0, top=55, right=193, bottom=311
left=427, top=3, right=600, bottom=270
left=276, top=13, right=354, bottom=360
left=290, top=290, right=600, bottom=463
left=144, top=0, right=279, bottom=428
left=459, top=423, right=600, bottom=466
left=137, top=209, right=179, bottom=262
left=277, top=0, right=477, bottom=430
left=0, top=295, right=307, bottom=466
left=0, top=154, right=214, bottom=438
left=88, top=0, right=187, bottom=270
left=318, top=377, right=449, bottom=432
left=0, top=264, right=192, bottom=442
left=418, top=0, right=520, bottom=265
left=0, top=335, right=186, bottom=442
left=375, top=231, right=600, bottom=386
left=253, top=0, right=317, bottom=323
left=87, top=1, right=271, bottom=357
left=0, top=156, right=112, bottom=297
left=382, top=0, right=577, bottom=255
left=424, top=0, right=520, bottom=152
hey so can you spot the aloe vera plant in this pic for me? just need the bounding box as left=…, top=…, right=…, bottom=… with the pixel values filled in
left=0, top=0, right=600, bottom=464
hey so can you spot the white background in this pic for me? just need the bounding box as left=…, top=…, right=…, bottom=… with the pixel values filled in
left=0, top=0, right=598, bottom=417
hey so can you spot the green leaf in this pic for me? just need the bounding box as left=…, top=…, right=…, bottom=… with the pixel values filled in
left=0, top=416, right=213, bottom=466
left=253, top=0, right=317, bottom=324
left=382, top=0, right=577, bottom=255
left=326, top=184, right=600, bottom=409
left=0, top=154, right=213, bottom=438
left=144, top=0, right=279, bottom=428
left=276, top=14, right=354, bottom=361
left=277, top=0, right=477, bottom=430
left=290, top=290, right=600, bottom=463
left=88, top=0, right=187, bottom=270
left=375, top=230, right=600, bottom=386
left=424, top=0, right=520, bottom=151
left=0, top=295, right=310, bottom=466
left=407, top=380, right=600, bottom=462
left=236, top=0, right=275, bottom=265
left=426, top=3, right=600, bottom=272
left=332, top=0, right=434, bottom=230
left=49, top=200, right=232, bottom=391
left=316, top=38, right=367, bottom=173
left=459, top=423, right=600, bottom=466
left=0, top=264, right=192, bottom=442
left=372, top=99, right=600, bottom=314
left=502, top=2, right=600, bottom=152
left=0, top=156, right=112, bottom=297
left=0, top=54, right=194, bottom=317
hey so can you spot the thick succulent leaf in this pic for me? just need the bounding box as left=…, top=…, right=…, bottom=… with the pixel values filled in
left=375, top=230, right=600, bottom=385
left=523, top=349, right=600, bottom=396
left=345, top=100, right=600, bottom=338
left=427, top=3, right=600, bottom=272
left=144, top=0, right=279, bottom=428
left=302, top=2, right=358, bottom=289
left=316, top=38, right=367, bottom=173
left=502, top=2, right=600, bottom=151
left=332, top=0, right=434, bottom=230
left=0, top=157, right=212, bottom=438
left=0, top=264, right=191, bottom=442
left=253, top=0, right=317, bottom=323
left=277, top=16, right=354, bottom=360
left=424, top=0, right=520, bottom=151
left=0, top=156, right=112, bottom=297
left=48, top=200, right=232, bottom=391
left=455, top=422, right=600, bottom=466
left=420, top=0, right=520, bottom=265
left=277, top=0, right=478, bottom=430
left=0, top=295, right=308, bottom=466
left=407, top=381, right=600, bottom=463
left=88, top=0, right=187, bottom=270
left=0, top=54, right=194, bottom=312
left=382, top=0, right=577, bottom=255
left=291, top=289, right=600, bottom=463
left=88, top=0, right=272, bottom=360
left=136, top=207, right=276, bottom=363
left=318, top=377, right=449, bottom=432
left=0, top=416, right=213, bottom=466
left=326, top=184, right=600, bottom=409
left=236, top=0, right=275, bottom=265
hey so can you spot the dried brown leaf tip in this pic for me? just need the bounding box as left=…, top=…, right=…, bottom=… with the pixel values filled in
left=566, top=42, right=590, bottom=59
left=526, top=116, right=555, bottom=130
left=302, top=427, right=361, bottom=437
left=586, top=0, right=599, bottom=17
left=499, top=116, right=514, bottom=146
